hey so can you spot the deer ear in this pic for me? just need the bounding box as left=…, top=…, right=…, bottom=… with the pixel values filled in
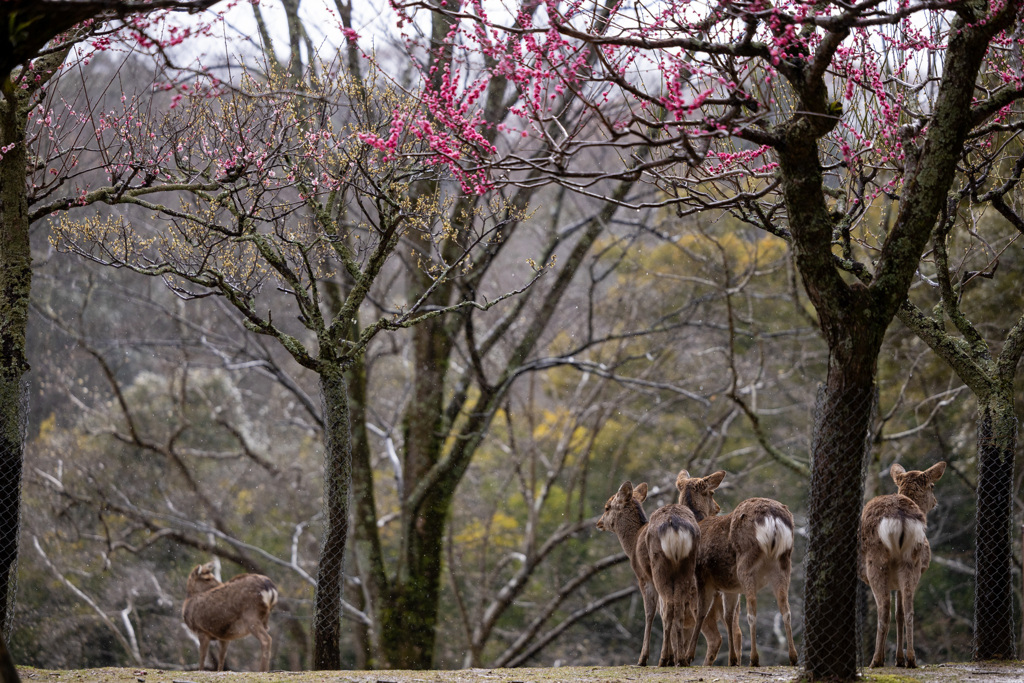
left=889, top=463, right=906, bottom=482
left=705, top=471, right=726, bottom=491
left=633, top=482, right=649, bottom=502
left=925, top=461, right=946, bottom=482
left=617, top=481, right=633, bottom=500
left=675, top=470, right=690, bottom=491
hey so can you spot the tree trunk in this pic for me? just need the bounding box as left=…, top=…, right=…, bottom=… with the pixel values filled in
left=974, top=398, right=1017, bottom=660
left=312, top=366, right=353, bottom=669
left=803, top=367, right=875, bottom=680
left=0, top=633, right=19, bottom=683
left=346, top=352, right=383, bottom=668
left=380, top=309, right=453, bottom=669
left=0, top=376, right=24, bottom=639
left=0, top=91, right=30, bottom=639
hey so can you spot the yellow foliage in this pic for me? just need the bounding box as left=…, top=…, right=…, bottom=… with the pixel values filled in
left=38, top=413, right=57, bottom=442
left=234, top=489, right=255, bottom=517
left=454, top=510, right=521, bottom=548
left=532, top=408, right=590, bottom=457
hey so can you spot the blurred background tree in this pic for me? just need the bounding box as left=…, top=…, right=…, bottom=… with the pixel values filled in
left=4, top=0, right=1022, bottom=673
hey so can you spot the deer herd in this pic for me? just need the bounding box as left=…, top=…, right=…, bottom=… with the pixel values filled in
left=177, top=460, right=944, bottom=671
left=598, top=462, right=945, bottom=669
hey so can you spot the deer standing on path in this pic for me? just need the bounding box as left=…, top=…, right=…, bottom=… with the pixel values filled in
left=860, top=461, right=946, bottom=668
left=676, top=470, right=799, bottom=667
left=182, top=563, right=278, bottom=671
left=597, top=481, right=711, bottom=666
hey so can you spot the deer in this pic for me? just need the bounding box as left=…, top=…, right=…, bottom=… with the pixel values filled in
left=597, top=481, right=712, bottom=666
left=182, top=562, right=278, bottom=672
left=676, top=470, right=799, bottom=667
left=860, top=461, right=945, bottom=668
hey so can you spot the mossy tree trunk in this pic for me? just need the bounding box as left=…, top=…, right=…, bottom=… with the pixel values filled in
left=763, top=4, right=1021, bottom=676
left=0, top=80, right=30, bottom=640
left=897, top=293, right=1024, bottom=660
left=312, top=365, right=354, bottom=670
left=974, top=401, right=1017, bottom=659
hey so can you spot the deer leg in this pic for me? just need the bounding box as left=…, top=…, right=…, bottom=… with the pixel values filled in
left=656, top=592, right=674, bottom=666
left=894, top=589, right=906, bottom=667
left=865, top=563, right=891, bottom=668
left=251, top=621, right=274, bottom=672
left=682, top=588, right=696, bottom=664
left=724, top=593, right=741, bottom=666
left=197, top=635, right=211, bottom=671
left=773, top=556, right=798, bottom=665
left=672, top=581, right=689, bottom=667
left=638, top=581, right=657, bottom=666
left=215, top=640, right=229, bottom=672
left=684, top=581, right=715, bottom=666
left=736, top=559, right=762, bottom=667
left=701, top=593, right=724, bottom=666
left=674, top=578, right=692, bottom=666
left=652, top=567, right=685, bottom=667
left=899, top=574, right=921, bottom=668
left=744, top=590, right=760, bottom=666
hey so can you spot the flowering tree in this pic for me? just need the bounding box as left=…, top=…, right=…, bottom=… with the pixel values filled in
left=0, top=2, right=225, bottom=649
left=25, top=0, right=658, bottom=668
left=388, top=0, right=1024, bottom=677
left=0, top=0, right=217, bottom=81
left=894, top=147, right=1024, bottom=658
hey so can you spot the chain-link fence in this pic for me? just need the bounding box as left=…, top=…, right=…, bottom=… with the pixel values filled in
left=0, top=378, right=27, bottom=643
left=973, top=408, right=1017, bottom=661
left=800, top=382, right=875, bottom=678
left=311, top=371, right=353, bottom=670
left=797, top=384, right=1018, bottom=675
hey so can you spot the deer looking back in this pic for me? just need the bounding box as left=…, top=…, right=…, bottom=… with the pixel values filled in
left=860, top=461, right=945, bottom=668
left=676, top=470, right=799, bottom=667
left=596, top=481, right=704, bottom=666
left=182, top=563, right=278, bottom=671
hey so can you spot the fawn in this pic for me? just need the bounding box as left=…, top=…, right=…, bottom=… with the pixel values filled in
left=676, top=470, right=799, bottom=667
left=182, top=562, right=278, bottom=671
left=860, top=461, right=945, bottom=668
left=597, top=481, right=709, bottom=666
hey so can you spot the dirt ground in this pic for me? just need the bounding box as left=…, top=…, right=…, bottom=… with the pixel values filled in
left=16, top=662, right=1024, bottom=683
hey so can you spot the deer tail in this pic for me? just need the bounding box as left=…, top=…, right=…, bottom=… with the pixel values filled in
left=878, top=516, right=926, bottom=560
left=259, top=578, right=279, bottom=609
left=659, top=517, right=697, bottom=564
left=754, top=515, right=794, bottom=560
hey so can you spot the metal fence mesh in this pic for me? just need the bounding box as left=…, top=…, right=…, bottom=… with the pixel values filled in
left=311, top=372, right=353, bottom=669
left=801, top=382, right=874, bottom=677
left=0, top=378, right=27, bottom=642
left=973, top=412, right=1017, bottom=661
left=799, top=384, right=1019, bottom=672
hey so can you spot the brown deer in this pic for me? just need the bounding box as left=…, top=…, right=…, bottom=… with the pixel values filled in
left=676, top=470, right=799, bottom=667
left=860, top=461, right=945, bottom=668
left=597, top=481, right=709, bottom=666
left=182, top=563, right=278, bottom=671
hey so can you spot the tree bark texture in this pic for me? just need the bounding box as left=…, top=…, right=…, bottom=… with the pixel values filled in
left=381, top=292, right=455, bottom=669
left=0, top=88, right=30, bottom=639
left=802, top=366, right=876, bottom=679
left=346, top=354, right=384, bottom=668
left=312, top=367, right=353, bottom=669
left=974, top=401, right=1017, bottom=660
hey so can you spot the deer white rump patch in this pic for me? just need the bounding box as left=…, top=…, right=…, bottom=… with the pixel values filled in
left=878, top=517, right=926, bottom=560
left=755, top=516, right=793, bottom=560
left=262, top=587, right=279, bottom=609
left=661, top=527, right=694, bottom=563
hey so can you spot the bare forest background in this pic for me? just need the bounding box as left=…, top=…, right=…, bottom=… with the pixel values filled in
left=3, top=0, right=1023, bottom=675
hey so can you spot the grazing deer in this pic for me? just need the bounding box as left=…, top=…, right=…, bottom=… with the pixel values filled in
left=597, top=481, right=710, bottom=666
left=860, top=461, right=945, bottom=668
left=182, top=563, right=278, bottom=671
left=676, top=470, right=799, bottom=667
